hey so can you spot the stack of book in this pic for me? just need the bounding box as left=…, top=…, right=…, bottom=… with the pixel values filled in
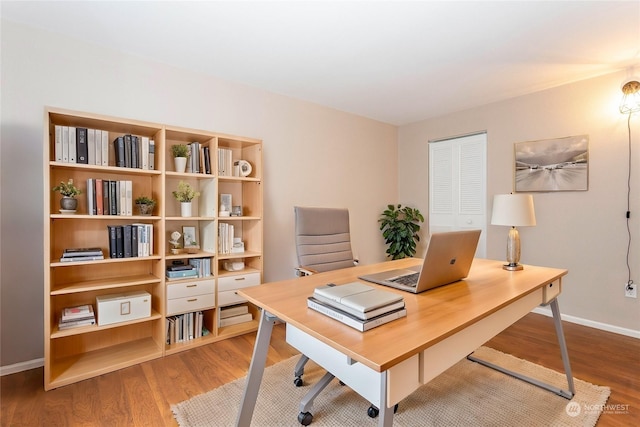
left=307, top=282, right=406, bottom=332
left=166, top=264, right=198, bottom=280
left=58, top=304, right=96, bottom=330
left=60, top=247, right=104, bottom=262
left=219, top=304, right=253, bottom=327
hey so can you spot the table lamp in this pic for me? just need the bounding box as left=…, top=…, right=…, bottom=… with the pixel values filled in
left=491, top=194, right=536, bottom=271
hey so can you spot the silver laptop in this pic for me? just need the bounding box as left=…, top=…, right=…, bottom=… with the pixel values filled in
left=359, top=229, right=481, bottom=293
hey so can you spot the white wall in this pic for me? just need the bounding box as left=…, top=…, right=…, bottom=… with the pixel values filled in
left=398, top=70, right=640, bottom=333
left=0, top=21, right=396, bottom=367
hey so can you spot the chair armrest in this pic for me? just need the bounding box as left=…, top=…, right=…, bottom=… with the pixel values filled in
left=295, top=266, right=319, bottom=277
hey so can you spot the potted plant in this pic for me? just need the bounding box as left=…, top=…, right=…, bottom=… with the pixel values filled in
left=171, top=144, right=189, bottom=173
left=379, top=204, right=424, bottom=259
left=135, top=195, right=156, bottom=216
left=172, top=181, right=200, bottom=217
left=52, top=179, right=82, bottom=212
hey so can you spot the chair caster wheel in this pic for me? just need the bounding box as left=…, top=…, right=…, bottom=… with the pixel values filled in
left=367, top=404, right=399, bottom=418
left=294, top=377, right=304, bottom=387
left=298, top=411, right=313, bottom=425
left=367, top=405, right=378, bottom=418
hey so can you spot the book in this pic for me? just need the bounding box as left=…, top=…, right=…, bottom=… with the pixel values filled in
left=63, top=247, right=103, bottom=257
left=107, top=226, right=117, bottom=258
left=166, top=269, right=198, bottom=279
left=59, top=255, right=105, bottom=262
left=313, top=282, right=404, bottom=314
left=88, top=128, right=96, bottom=165
left=68, top=126, right=76, bottom=163
left=220, top=305, right=249, bottom=319
left=54, top=125, right=63, bottom=162
left=76, top=127, right=88, bottom=164
left=219, top=312, right=253, bottom=327
left=313, top=294, right=405, bottom=320
left=58, top=316, right=96, bottom=330
left=148, top=139, right=155, bottom=170
left=114, top=136, right=125, bottom=167
left=101, top=130, right=109, bottom=166
left=62, top=126, right=69, bottom=162
left=307, top=297, right=407, bottom=332
left=86, top=178, right=95, bottom=215
left=61, top=304, right=94, bottom=321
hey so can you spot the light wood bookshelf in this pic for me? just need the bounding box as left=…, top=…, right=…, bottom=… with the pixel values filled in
left=44, top=107, right=263, bottom=389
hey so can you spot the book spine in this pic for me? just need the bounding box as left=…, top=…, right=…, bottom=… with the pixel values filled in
left=68, top=127, right=76, bottom=163
left=307, top=298, right=365, bottom=331
left=76, top=127, right=88, bottom=164
left=101, top=130, right=109, bottom=166
left=88, top=128, right=96, bottom=165
left=131, top=224, right=138, bottom=257
left=123, top=224, right=132, bottom=258
left=107, top=226, right=117, bottom=258
left=115, top=225, right=124, bottom=258
left=109, top=181, right=117, bottom=215
left=54, top=125, right=63, bottom=162
left=148, top=140, right=155, bottom=170
left=114, top=136, right=125, bottom=167
left=102, top=180, right=110, bottom=215
left=62, top=126, right=69, bottom=162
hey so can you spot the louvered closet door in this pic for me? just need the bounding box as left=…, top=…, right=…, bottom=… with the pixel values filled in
left=429, top=133, right=487, bottom=257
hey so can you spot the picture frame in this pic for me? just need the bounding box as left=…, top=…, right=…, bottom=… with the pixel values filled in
left=182, top=226, right=197, bottom=248
left=514, top=135, right=589, bottom=192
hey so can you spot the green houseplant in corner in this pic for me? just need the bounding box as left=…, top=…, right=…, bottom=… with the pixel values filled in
left=379, top=204, right=424, bottom=259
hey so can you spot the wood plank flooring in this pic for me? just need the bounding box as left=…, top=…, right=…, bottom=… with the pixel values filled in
left=1, top=313, right=638, bottom=426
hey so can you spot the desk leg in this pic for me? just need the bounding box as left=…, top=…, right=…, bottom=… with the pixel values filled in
left=467, top=298, right=575, bottom=400
left=377, top=371, right=394, bottom=427
left=550, top=298, right=576, bottom=398
left=236, top=309, right=278, bottom=427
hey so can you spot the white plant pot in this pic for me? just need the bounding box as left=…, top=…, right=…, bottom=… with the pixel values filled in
left=180, top=202, right=192, bottom=217
left=174, top=157, right=187, bottom=173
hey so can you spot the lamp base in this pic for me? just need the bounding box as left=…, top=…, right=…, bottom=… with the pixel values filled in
left=503, top=263, right=524, bottom=271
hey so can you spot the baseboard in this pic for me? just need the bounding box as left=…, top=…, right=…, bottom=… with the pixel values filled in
left=0, top=358, right=44, bottom=376
left=533, top=307, right=640, bottom=339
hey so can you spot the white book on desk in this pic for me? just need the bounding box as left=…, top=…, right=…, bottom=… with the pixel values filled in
left=307, top=297, right=406, bottom=332
left=313, top=282, right=404, bottom=314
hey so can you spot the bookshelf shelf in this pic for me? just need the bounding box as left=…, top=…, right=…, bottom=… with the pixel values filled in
left=44, top=107, right=263, bottom=390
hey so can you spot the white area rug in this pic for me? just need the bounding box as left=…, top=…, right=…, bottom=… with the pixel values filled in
left=172, top=346, right=610, bottom=426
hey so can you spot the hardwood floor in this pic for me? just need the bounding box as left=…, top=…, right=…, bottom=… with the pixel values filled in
left=1, top=313, right=638, bottom=426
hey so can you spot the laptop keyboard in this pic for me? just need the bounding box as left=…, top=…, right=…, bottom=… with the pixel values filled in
left=390, top=272, right=419, bottom=287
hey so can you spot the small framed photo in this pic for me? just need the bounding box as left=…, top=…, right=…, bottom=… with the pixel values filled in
left=182, top=226, right=197, bottom=248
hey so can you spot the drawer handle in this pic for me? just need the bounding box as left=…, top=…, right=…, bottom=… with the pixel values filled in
left=187, top=298, right=198, bottom=302
left=235, top=277, right=246, bottom=281
left=186, top=284, right=197, bottom=288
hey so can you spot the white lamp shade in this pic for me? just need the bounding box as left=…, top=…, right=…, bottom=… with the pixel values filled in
left=491, top=194, right=536, bottom=227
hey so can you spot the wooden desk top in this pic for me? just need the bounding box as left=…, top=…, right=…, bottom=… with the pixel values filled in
left=238, top=258, right=567, bottom=372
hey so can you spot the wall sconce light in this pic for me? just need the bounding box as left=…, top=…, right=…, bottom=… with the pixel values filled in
left=619, top=80, right=640, bottom=114
left=491, top=194, right=536, bottom=271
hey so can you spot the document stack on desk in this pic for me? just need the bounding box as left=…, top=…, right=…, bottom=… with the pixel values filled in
left=307, top=282, right=406, bottom=331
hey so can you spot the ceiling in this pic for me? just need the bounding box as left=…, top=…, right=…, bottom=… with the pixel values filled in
left=2, top=1, right=639, bottom=125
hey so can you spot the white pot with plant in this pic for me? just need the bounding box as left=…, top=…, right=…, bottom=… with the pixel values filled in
left=171, top=144, right=189, bottom=173
left=172, top=181, right=200, bottom=217
left=52, top=179, right=82, bottom=213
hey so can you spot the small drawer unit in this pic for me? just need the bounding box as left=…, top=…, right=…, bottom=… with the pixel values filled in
left=542, top=280, right=561, bottom=304
left=218, top=272, right=261, bottom=307
left=96, top=291, right=152, bottom=326
left=167, top=279, right=215, bottom=315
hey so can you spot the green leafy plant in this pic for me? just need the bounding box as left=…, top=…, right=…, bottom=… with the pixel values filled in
left=379, top=204, right=424, bottom=259
left=135, top=196, right=156, bottom=206
left=52, top=179, right=82, bottom=197
left=172, top=181, right=200, bottom=202
left=171, top=144, right=189, bottom=158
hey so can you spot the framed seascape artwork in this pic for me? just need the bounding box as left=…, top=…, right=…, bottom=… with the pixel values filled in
left=514, top=135, right=589, bottom=192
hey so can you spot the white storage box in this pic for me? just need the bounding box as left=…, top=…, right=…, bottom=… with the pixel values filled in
left=96, top=291, right=151, bottom=326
